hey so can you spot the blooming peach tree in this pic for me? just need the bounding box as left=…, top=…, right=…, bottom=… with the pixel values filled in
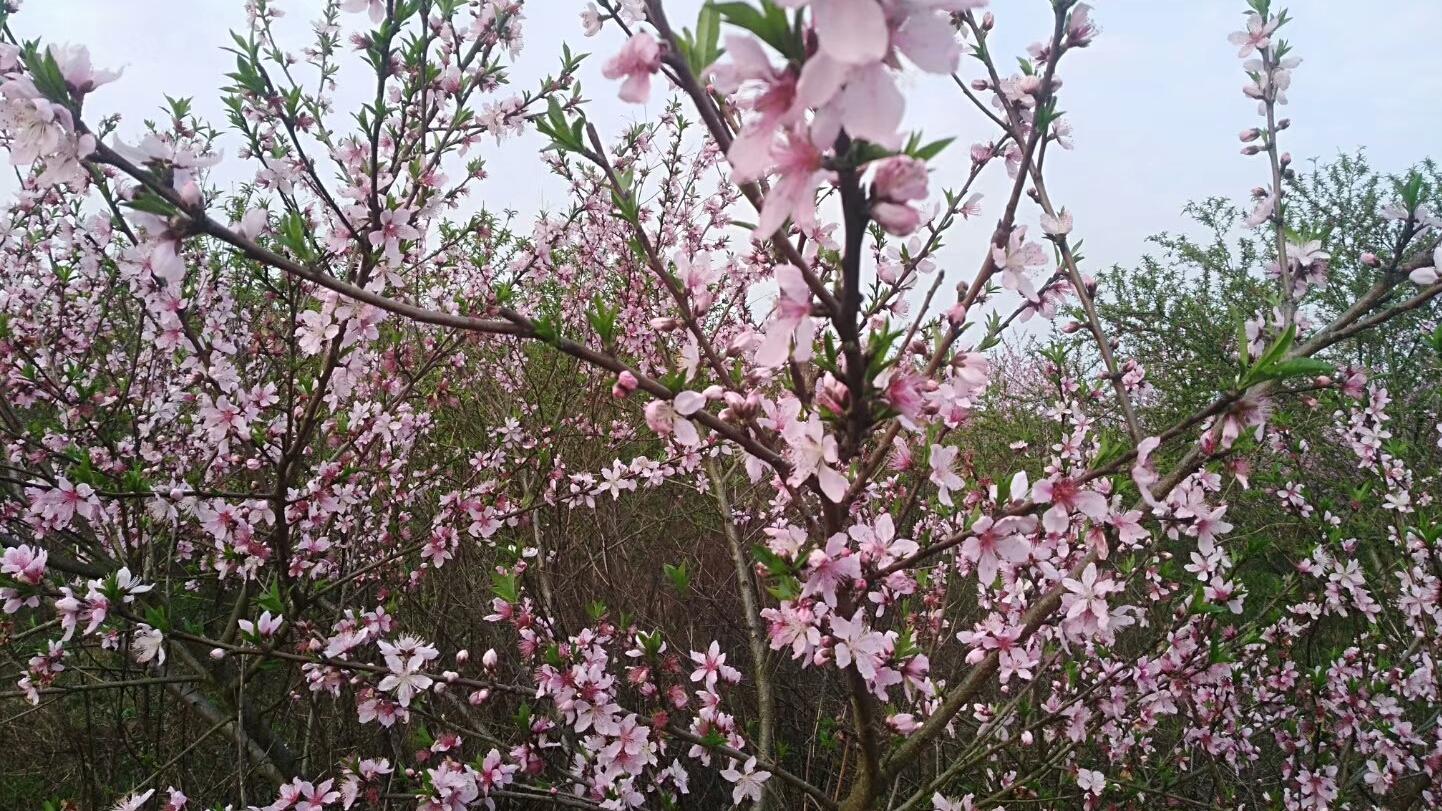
left=1, top=0, right=1440, bottom=809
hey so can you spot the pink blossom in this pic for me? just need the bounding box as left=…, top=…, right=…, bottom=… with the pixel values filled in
left=603, top=33, right=663, bottom=104
left=829, top=609, right=888, bottom=682
left=762, top=600, right=824, bottom=660
left=690, top=641, right=741, bottom=689
left=1228, top=12, right=1279, bottom=58
left=755, top=264, right=816, bottom=367
left=719, top=756, right=770, bottom=805
left=48, top=44, right=121, bottom=95
left=28, top=477, right=99, bottom=529
left=783, top=412, right=848, bottom=502
left=132, top=625, right=165, bottom=666
left=1061, top=563, right=1118, bottom=637
left=1040, top=208, right=1073, bottom=236
left=2, top=545, right=47, bottom=585
left=871, top=155, right=929, bottom=235
left=752, top=128, right=826, bottom=239
left=110, top=790, right=156, bottom=811
left=1407, top=246, right=1442, bottom=286
left=928, top=444, right=964, bottom=507
left=378, top=653, right=433, bottom=706
left=992, top=226, right=1048, bottom=302
left=961, top=516, right=1031, bottom=584
left=367, top=207, right=420, bottom=267
left=804, top=532, right=862, bottom=606
left=713, top=35, right=803, bottom=182
left=1032, top=477, right=1109, bottom=533
left=341, top=0, right=385, bottom=23
left=644, top=400, right=701, bottom=446
left=1076, top=768, right=1105, bottom=796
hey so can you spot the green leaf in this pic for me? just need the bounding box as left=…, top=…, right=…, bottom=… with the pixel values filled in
left=491, top=571, right=520, bottom=604
left=1239, top=323, right=1297, bottom=386
left=588, top=295, right=619, bottom=343
left=532, top=313, right=561, bottom=345
left=678, top=3, right=725, bottom=76
left=256, top=578, right=286, bottom=615
left=715, top=1, right=801, bottom=61
left=21, top=42, right=72, bottom=104
left=144, top=605, right=171, bottom=633
left=1264, top=357, right=1333, bottom=381
left=123, top=193, right=179, bottom=218
left=750, top=544, right=793, bottom=577
left=276, top=211, right=315, bottom=262
left=910, top=137, right=955, bottom=162
left=663, top=561, right=690, bottom=593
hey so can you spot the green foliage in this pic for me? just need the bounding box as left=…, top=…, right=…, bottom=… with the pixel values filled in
left=662, top=561, right=690, bottom=593
left=675, top=3, right=724, bottom=76
left=715, top=1, right=801, bottom=62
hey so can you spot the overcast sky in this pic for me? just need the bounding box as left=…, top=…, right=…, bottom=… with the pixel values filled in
left=18, top=0, right=1442, bottom=274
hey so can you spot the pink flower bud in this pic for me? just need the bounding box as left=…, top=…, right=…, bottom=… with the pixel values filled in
left=468, top=689, right=490, bottom=705
left=872, top=202, right=921, bottom=236
left=612, top=370, right=639, bottom=398
left=872, top=156, right=928, bottom=203
left=1359, top=252, right=1380, bottom=268
left=482, top=648, right=498, bottom=669
left=1239, top=128, right=1261, bottom=142
left=1241, top=145, right=1261, bottom=156
left=970, top=78, right=989, bottom=91
left=177, top=178, right=202, bottom=208
left=455, top=649, right=470, bottom=665
left=210, top=648, right=226, bottom=660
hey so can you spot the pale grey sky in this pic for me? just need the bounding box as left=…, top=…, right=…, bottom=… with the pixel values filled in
left=18, top=0, right=1442, bottom=274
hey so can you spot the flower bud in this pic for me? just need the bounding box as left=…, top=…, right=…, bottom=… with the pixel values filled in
left=468, top=689, right=490, bottom=705
left=612, top=370, right=639, bottom=399
left=482, top=648, right=498, bottom=669
left=970, top=78, right=989, bottom=91
left=982, top=11, right=995, bottom=30
left=210, top=648, right=226, bottom=660
left=1359, top=252, right=1381, bottom=268
left=872, top=202, right=921, bottom=236
left=872, top=156, right=928, bottom=203
left=1239, top=128, right=1261, bottom=142
left=455, top=649, right=470, bottom=665
left=1241, top=145, right=1261, bottom=156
